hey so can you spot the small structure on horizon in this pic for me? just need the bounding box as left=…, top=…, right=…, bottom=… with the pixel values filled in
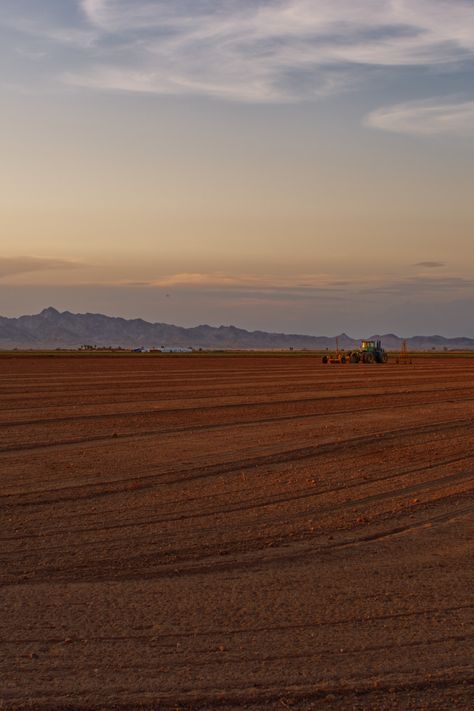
left=396, top=339, right=412, bottom=365
left=159, top=346, right=193, bottom=353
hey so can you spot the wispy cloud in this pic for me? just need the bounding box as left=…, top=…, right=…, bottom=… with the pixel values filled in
left=365, top=98, right=474, bottom=135
left=0, top=7, right=96, bottom=49
left=0, top=257, right=83, bottom=280
left=134, top=272, right=357, bottom=290
left=3, top=0, right=472, bottom=102
left=116, top=270, right=474, bottom=303
left=361, top=275, right=474, bottom=297
left=414, top=261, right=446, bottom=268
left=72, top=0, right=474, bottom=101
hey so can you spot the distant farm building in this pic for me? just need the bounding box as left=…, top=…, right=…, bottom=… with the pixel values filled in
left=159, top=346, right=193, bottom=353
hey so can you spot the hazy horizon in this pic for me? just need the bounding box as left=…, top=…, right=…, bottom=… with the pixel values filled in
left=1, top=1, right=473, bottom=336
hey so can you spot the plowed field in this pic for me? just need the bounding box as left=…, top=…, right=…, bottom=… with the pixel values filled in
left=1, top=355, right=473, bottom=710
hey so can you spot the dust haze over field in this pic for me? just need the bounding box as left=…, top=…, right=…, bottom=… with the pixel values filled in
left=1, top=354, right=473, bottom=710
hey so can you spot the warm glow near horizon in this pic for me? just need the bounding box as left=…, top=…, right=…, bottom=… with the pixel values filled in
left=1, top=0, right=474, bottom=336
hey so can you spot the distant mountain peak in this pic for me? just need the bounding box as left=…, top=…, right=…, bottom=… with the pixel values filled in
left=40, top=306, right=60, bottom=317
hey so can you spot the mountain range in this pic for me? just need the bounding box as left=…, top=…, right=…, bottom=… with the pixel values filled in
left=1, top=307, right=474, bottom=351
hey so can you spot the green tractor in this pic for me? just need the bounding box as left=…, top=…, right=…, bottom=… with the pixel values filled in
left=354, top=339, right=388, bottom=363
left=322, top=338, right=388, bottom=364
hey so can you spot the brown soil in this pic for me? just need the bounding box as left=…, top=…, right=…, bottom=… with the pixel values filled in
left=0, top=355, right=473, bottom=710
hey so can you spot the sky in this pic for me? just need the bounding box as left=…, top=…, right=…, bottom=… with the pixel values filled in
left=1, top=0, right=473, bottom=337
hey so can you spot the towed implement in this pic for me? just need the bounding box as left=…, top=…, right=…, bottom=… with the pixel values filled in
left=322, top=339, right=388, bottom=364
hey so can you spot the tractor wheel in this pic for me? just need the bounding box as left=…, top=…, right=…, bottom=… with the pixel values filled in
left=365, top=353, right=374, bottom=364
left=351, top=353, right=360, bottom=363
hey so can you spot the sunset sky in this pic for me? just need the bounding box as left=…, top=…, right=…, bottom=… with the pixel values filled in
left=1, top=0, right=473, bottom=336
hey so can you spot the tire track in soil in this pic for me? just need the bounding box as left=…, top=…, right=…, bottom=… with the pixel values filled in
left=3, top=383, right=474, bottom=427
left=2, top=408, right=474, bottom=488
left=2, top=355, right=474, bottom=710
left=2, top=397, right=474, bottom=456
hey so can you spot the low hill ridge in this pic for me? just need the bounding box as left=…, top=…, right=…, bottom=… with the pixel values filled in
left=1, top=308, right=473, bottom=350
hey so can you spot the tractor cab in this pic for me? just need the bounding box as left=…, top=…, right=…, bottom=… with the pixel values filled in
left=361, top=340, right=376, bottom=352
